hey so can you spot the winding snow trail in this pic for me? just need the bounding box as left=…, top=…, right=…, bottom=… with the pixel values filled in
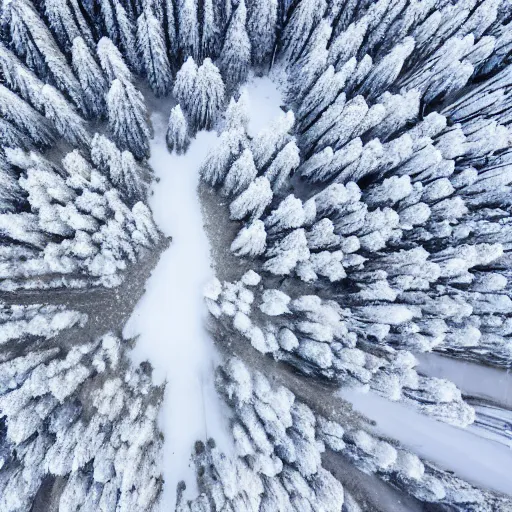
left=123, top=113, right=228, bottom=507
left=124, top=76, right=283, bottom=508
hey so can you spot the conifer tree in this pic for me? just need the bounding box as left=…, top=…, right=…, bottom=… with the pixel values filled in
left=106, top=79, right=151, bottom=159
left=189, top=58, right=225, bottom=130
left=200, top=0, right=218, bottom=60
left=41, top=85, right=91, bottom=148
left=97, top=37, right=133, bottom=83
left=176, top=0, right=200, bottom=60
left=137, top=8, right=173, bottom=97
left=72, top=37, right=109, bottom=119
left=166, top=105, right=190, bottom=154
left=218, top=0, right=251, bottom=89
left=4, top=0, right=85, bottom=112
left=43, top=0, right=94, bottom=54
left=247, top=0, right=277, bottom=67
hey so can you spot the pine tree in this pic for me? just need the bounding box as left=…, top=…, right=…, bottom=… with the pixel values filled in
left=106, top=79, right=151, bottom=159
left=189, top=58, right=225, bottom=130
left=280, top=0, right=327, bottom=64
left=231, top=220, right=267, bottom=256
left=0, top=41, right=45, bottom=112
left=247, top=0, right=277, bottom=67
left=43, top=0, right=94, bottom=54
left=91, top=133, right=147, bottom=199
left=4, top=0, right=85, bottom=112
left=99, top=0, right=139, bottom=71
left=176, top=0, right=200, bottom=60
left=200, top=0, right=218, bottom=59
left=230, top=176, right=273, bottom=221
left=97, top=37, right=133, bottom=83
left=41, top=85, right=91, bottom=148
left=137, top=8, right=173, bottom=97
left=166, top=105, right=190, bottom=154
left=222, top=148, right=257, bottom=196
left=0, top=84, right=55, bottom=148
left=72, top=37, right=109, bottom=119
left=218, top=0, right=251, bottom=89
left=173, top=56, right=198, bottom=107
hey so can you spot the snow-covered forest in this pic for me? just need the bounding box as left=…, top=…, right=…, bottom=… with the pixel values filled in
left=0, top=0, right=511, bottom=510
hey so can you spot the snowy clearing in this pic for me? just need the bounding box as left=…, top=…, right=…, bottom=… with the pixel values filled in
left=341, top=387, right=512, bottom=495
left=124, top=77, right=283, bottom=508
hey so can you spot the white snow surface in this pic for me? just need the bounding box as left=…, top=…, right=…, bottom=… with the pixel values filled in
left=341, top=387, right=512, bottom=495
left=417, top=352, right=512, bottom=408
left=124, top=77, right=283, bottom=508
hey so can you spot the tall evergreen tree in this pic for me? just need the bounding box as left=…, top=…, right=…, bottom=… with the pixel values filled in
left=218, top=0, right=251, bottom=88
left=0, top=41, right=45, bottom=112
left=106, top=79, right=151, bottom=159
left=99, top=0, right=140, bottom=71
left=280, top=0, right=327, bottom=64
left=200, top=0, right=218, bottom=60
left=4, top=0, right=85, bottom=112
left=0, top=84, right=55, bottom=148
left=176, top=0, right=200, bottom=60
left=43, top=0, right=94, bottom=54
left=173, top=56, right=198, bottom=106
left=97, top=37, right=133, bottom=83
left=137, top=8, right=173, bottom=97
left=72, top=37, right=109, bottom=119
left=41, top=85, right=91, bottom=148
left=189, top=58, right=225, bottom=130
left=247, top=0, right=277, bottom=67
left=166, top=105, right=190, bottom=154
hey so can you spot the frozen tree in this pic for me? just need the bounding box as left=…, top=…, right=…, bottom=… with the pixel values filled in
left=247, top=0, right=277, bottom=66
left=91, top=134, right=147, bottom=199
left=0, top=84, right=55, bottom=148
left=166, top=105, right=190, bottom=154
left=106, top=79, right=151, bottom=159
left=231, top=220, right=267, bottom=256
left=3, top=0, right=85, bottom=111
left=176, top=0, right=200, bottom=60
left=280, top=0, right=327, bottom=63
left=97, top=37, right=133, bottom=83
left=137, top=8, right=173, bottom=96
left=222, top=148, right=257, bottom=196
left=72, top=37, right=108, bottom=119
left=188, top=58, right=225, bottom=130
left=173, top=57, right=198, bottom=107
left=98, top=0, right=139, bottom=71
left=218, top=0, right=251, bottom=88
left=264, top=140, right=301, bottom=193
left=200, top=0, right=219, bottom=59
left=0, top=41, right=45, bottom=111
left=41, top=85, right=91, bottom=148
left=43, top=0, right=94, bottom=53
left=230, top=176, right=273, bottom=221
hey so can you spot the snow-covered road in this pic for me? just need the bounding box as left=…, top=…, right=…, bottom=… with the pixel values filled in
left=123, top=76, right=283, bottom=508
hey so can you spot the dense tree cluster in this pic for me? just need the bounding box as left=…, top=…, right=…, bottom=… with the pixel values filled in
left=0, top=0, right=511, bottom=510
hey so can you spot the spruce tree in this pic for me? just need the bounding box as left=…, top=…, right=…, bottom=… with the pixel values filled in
left=136, top=8, right=173, bottom=97
left=218, top=0, right=251, bottom=89
left=247, top=0, right=277, bottom=67
left=106, top=79, right=151, bottom=159
left=166, top=105, right=190, bottom=154
left=72, top=37, right=109, bottom=119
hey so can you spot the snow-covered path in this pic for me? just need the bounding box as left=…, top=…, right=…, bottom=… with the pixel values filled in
left=124, top=77, right=283, bottom=508
left=341, top=388, right=512, bottom=495
left=123, top=112, right=229, bottom=507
